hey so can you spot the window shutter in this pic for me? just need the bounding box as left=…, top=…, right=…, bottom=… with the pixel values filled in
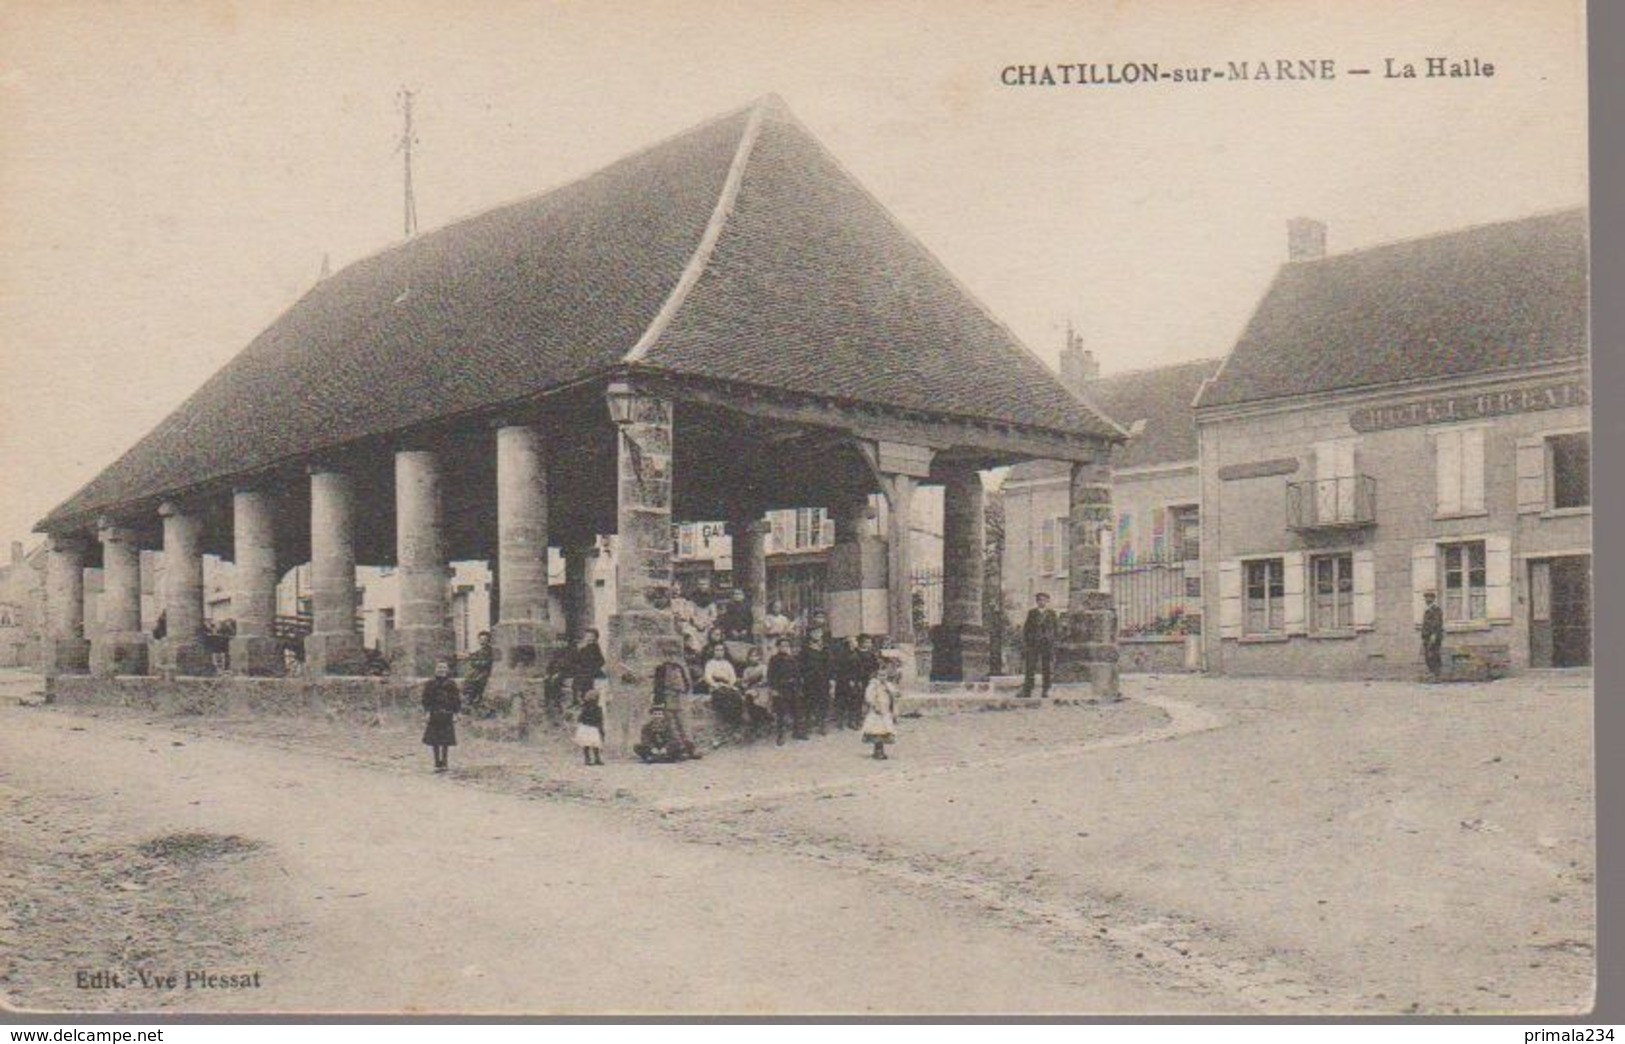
left=1435, top=430, right=1462, bottom=515
left=1516, top=436, right=1547, bottom=513
left=1218, top=560, right=1242, bottom=639
left=1040, top=519, right=1055, bottom=575
left=1282, top=552, right=1307, bottom=635
left=1485, top=533, right=1512, bottom=622
left=1353, top=549, right=1376, bottom=629
left=1461, top=428, right=1486, bottom=513
left=1411, top=542, right=1437, bottom=625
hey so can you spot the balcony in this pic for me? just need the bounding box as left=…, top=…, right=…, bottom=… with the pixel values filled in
left=1286, top=475, right=1377, bottom=531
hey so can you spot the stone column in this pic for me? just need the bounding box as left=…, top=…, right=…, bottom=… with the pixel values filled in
left=728, top=515, right=769, bottom=635
left=230, top=489, right=282, bottom=675
left=489, top=425, right=553, bottom=712
left=1053, top=461, right=1119, bottom=699
left=826, top=495, right=887, bottom=640
left=563, top=541, right=597, bottom=641
left=156, top=502, right=212, bottom=675
left=43, top=534, right=90, bottom=675
left=305, top=468, right=365, bottom=675
left=90, top=523, right=147, bottom=677
left=932, top=468, right=990, bottom=681
left=881, top=473, right=918, bottom=647
left=605, top=385, right=683, bottom=756
left=393, top=449, right=455, bottom=677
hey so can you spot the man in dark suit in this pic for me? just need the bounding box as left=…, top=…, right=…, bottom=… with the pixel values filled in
left=1421, top=590, right=1445, bottom=680
left=1020, top=592, right=1059, bottom=698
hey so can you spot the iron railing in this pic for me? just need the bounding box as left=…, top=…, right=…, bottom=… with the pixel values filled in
left=1286, top=475, right=1377, bottom=530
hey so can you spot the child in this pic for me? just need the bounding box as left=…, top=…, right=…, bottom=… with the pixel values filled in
left=800, top=628, right=833, bottom=735
left=861, top=650, right=903, bottom=760
left=420, top=658, right=461, bottom=772
left=767, top=637, right=804, bottom=744
left=634, top=705, right=682, bottom=763
left=740, top=646, right=771, bottom=741
left=575, top=687, right=605, bottom=766
left=701, top=643, right=744, bottom=732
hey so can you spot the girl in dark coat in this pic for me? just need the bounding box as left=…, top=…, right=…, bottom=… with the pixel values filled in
left=420, top=659, right=461, bottom=772
left=800, top=629, right=834, bottom=735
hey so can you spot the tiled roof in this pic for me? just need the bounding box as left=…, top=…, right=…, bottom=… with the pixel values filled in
left=43, top=96, right=1118, bottom=530
left=1196, top=208, right=1589, bottom=410
left=1007, top=357, right=1221, bottom=483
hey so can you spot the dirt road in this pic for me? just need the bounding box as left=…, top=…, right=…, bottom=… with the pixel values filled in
left=0, top=669, right=1594, bottom=1016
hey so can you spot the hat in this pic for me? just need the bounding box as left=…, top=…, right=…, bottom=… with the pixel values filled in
left=879, top=648, right=907, bottom=663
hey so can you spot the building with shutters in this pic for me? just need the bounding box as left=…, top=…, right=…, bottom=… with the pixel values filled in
left=1194, top=209, right=1589, bottom=677
left=1004, top=345, right=1220, bottom=672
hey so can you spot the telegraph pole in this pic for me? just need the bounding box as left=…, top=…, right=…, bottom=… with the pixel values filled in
left=398, top=88, right=419, bottom=238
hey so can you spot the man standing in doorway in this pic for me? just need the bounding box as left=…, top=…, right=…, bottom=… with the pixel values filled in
left=1019, top=592, right=1059, bottom=698
left=1421, top=590, right=1445, bottom=681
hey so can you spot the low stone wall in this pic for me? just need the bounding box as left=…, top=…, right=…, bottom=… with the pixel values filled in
left=47, top=674, right=424, bottom=727
left=1119, top=638, right=1199, bottom=674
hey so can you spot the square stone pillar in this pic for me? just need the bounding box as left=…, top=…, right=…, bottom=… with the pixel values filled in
left=489, top=425, right=554, bottom=714
left=43, top=534, right=90, bottom=675
left=155, top=502, right=213, bottom=676
left=563, top=541, right=598, bottom=641
left=1053, top=461, right=1119, bottom=699
left=605, top=384, right=683, bottom=756
left=304, top=468, right=365, bottom=676
left=932, top=467, right=990, bottom=682
left=91, top=523, right=147, bottom=677
left=229, top=489, right=282, bottom=676
left=826, top=496, right=887, bottom=640
left=393, top=449, right=456, bottom=678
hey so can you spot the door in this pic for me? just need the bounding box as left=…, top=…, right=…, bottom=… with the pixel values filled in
left=1528, top=559, right=1553, bottom=668
left=1549, top=555, right=1592, bottom=668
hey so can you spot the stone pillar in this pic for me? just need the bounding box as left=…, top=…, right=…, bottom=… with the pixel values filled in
left=305, top=468, right=365, bottom=675
left=563, top=542, right=597, bottom=641
left=1053, top=461, right=1119, bottom=698
left=155, top=502, right=213, bottom=675
left=605, top=385, right=683, bottom=756
left=229, top=489, right=282, bottom=676
left=393, top=449, right=455, bottom=677
left=90, top=523, right=147, bottom=677
left=43, top=534, right=90, bottom=675
left=489, top=425, right=553, bottom=712
left=881, top=473, right=917, bottom=647
left=728, top=515, right=769, bottom=635
left=827, top=495, right=887, bottom=640
left=932, top=468, right=990, bottom=681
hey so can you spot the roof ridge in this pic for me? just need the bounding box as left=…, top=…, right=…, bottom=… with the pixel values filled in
left=725, top=101, right=1129, bottom=442
left=623, top=98, right=769, bottom=363
left=1292, top=204, right=1587, bottom=268
left=1086, top=356, right=1224, bottom=382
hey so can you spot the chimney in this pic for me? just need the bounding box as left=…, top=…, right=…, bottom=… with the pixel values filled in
left=1288, top=217, right=1327, bottom=262
left=1058, top=323, right=1099, bottom=393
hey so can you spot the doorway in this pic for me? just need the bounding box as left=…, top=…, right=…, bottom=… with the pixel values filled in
left=1529, top=555, right=1591, bottom=668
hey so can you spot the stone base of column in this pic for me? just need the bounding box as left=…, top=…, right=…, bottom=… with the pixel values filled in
left=229, top=634, right=283, bottom=677
left=154, top=638, right=214, bottom=677
left=304, top=632, right=366, bottom=676
left=43, top=638, right=91, bottom=676
left=487, top=620, right=553, bottom=726
left=929, top=623, right=990, bottom=682
left=390, top=626, right=457, bottom=679
left=90, top=634, right=148, bottom=677
left=1053, top=591, right=1119, bottom=699
left=605, top=610, right=683, bottom=758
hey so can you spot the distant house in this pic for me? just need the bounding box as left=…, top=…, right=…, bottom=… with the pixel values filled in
left=1195, top=210, right=1589, bottom=677
left=1004, top=345, right=1220, bottom=672
left=0, top=541, right=45, bottom=667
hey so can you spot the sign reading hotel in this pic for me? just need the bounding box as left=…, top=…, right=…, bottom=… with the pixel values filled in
left=1349, top=380, right=1589, bottom=433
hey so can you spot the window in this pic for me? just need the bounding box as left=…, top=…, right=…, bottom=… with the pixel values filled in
left=1311, top=553, right=1354, bottom=631
left=1313, top=439, right=1359, bottom=522
left=1548, top=433, right=1590, bottom=509
left=676, top=525, right=699, bottom=559
left=1169, top=505, right=1200, bottom=563
left=1244, top=558, right=1285, bottom=635
left=1435, top=427, right=1486, bottom=516
left=1040, top=516, right=1070, bottom=575
left=1440, top=541, right=1487, bottom=623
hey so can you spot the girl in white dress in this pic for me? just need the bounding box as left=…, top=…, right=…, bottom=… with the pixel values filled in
left=861, top=651, right=904, bottom=760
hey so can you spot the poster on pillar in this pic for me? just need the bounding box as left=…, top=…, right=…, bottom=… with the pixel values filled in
left=0, top=0, right=1600, bottom=1021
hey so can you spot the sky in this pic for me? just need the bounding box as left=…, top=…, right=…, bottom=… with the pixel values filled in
left=0, top=0, right=1589, bottom=549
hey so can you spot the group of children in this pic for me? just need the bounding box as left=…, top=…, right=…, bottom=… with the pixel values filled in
left=421, top=599, right=904, bottom=770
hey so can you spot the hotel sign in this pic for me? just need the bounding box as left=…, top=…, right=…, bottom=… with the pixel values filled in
left=1349, top=380, right=1589, bottom=433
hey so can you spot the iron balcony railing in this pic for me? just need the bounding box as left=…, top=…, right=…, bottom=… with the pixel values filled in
left=1286, top=474, right=1377, bottom=530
